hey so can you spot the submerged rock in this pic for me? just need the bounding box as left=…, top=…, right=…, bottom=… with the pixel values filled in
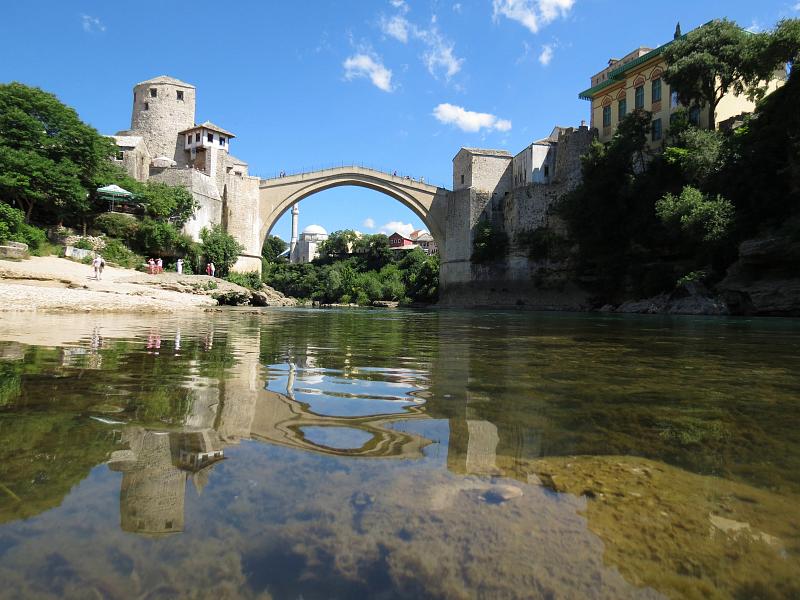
left=526, top=455, right=800, bottom=599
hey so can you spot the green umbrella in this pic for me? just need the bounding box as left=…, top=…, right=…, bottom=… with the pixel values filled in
left=97, top=184, right=134, bottom=212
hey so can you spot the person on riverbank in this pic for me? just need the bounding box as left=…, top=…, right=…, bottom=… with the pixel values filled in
left=91, top=255, right=105, bottom=280
left=209, top=262, right=215, bottom=277
left=176, top=258, right=184, bottom=275
left=156, top=258, right=163, bottom=274
left=147, top=258, right=155, bottom=275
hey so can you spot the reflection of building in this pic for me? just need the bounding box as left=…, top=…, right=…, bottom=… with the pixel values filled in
left=107, top=428, right=225, bottom=535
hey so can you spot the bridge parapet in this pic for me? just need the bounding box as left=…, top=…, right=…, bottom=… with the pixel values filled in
left=260, top=164, right=447, bottom=192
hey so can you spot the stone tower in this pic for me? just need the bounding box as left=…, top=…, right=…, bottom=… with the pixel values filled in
left=130, top=76, right=196, bottom=164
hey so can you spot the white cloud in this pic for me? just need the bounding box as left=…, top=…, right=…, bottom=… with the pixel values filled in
left=745, top=20, right=762, bottom=33
left=343, top=54, right=394, bottom=92
left=380, top=221, right=416, bottom=236
left=416, top=24, right=464, bottom=79
left=432, top=103, right=511, bottom=133
left=380, top=5, right=464, bottom=80
left=492, top=0, right=575, bottom=34
left=363, top=217, right=376, bottom=229
left=381, top=15, right=410, bottom=42
left=390, top=0, right=410, bottom=13
left=81, top=14, right=105, bottom=33
left=538, top=43, right=554, bottom=65
left=794, top=2, right=800, bottom=10
left=452, top=3, right=463, bottom=13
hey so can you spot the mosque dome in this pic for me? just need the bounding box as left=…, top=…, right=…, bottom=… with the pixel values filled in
left=302, top=224, right=327, bottom=236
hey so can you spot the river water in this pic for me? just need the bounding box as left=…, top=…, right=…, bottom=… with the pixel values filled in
left=0, top=308, right=798, bottom=599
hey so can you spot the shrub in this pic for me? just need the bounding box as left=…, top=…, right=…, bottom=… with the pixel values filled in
left=656, top=186, right=734, bottom=243
left=200, top=225, right=243, bottom=277
left=102, top=239, right=142, bottom=269
left=517, top=228, right=569, bottom=261
left=471, top=219, right=509, bottom=264
left=0, top=203, right=46, bottom=248
left=73, top=238, right=94, bottom=250
left=225, top=271, right=262, bottom=290
left=94, top=212, right=140, bottom=241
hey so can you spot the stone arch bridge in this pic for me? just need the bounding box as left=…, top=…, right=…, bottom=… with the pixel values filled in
left=229, top=166, right=450, bottom=272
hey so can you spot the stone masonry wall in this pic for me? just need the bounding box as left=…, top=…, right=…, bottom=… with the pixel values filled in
left=131, top=82, right=195, bottom=164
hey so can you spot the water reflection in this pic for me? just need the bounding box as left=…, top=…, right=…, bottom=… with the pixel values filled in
left=0, top=310, right=798, bottom=598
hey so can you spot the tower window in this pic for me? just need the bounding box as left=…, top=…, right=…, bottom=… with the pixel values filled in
left=544, top=165, right=549, bottom=178
left=133, top=92, right=136, bottom=102
left=150, top=88, right=157, bottom=98
left=207, top=133, right=214, bottom=142
left=187, top=135, right=192, bottom=145
left=460, top=174, right=464, bottom=185
left=219, top=137, right=226, bottom=146
left=144, top=102, right=149, bottom=111
left=116, top=151, right=124, bottom=161
left=195, top=132, right=200, bottom=142
left=176, top=90, right=184, bottom=101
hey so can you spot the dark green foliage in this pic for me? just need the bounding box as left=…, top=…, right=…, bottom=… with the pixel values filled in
left=656, top=186, right=734, bottom=244
left=0, top=82, right=116, bottom=224
left=102, top=238, right=142, bottom=268
left=517, top=228, right=570, bottom=261
left=139, top=182, right=197, bottom=226
left=719, top=66, right=800, bottom=239
left=261, top=234, right=288, bottom=262
left=225, top=271, right=262, bottom=290
left=317, top=229, right=359, bottom=261
left=93, top=211, right=140, bottom=241
left=200, top=224, right=244, bottom=277
left=0, top=202, right=46, bottom=248
left=471, top=219, right=509, bottom=264
left=262, top=246, right=439, bottom=304
left=663, top=19, right=755, bottom=129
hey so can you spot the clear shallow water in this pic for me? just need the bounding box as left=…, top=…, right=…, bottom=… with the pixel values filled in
left=0, top=308, right=799, bottom=599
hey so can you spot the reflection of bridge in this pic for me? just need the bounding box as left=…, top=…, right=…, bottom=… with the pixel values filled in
left=102, top=315, right=537, bottom=536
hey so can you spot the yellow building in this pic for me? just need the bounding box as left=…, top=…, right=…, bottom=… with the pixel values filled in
left=579, top=23, right=784, bottom=145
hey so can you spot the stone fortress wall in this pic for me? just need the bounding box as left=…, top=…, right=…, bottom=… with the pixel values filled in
left=440, top=125, right=594, bottom=308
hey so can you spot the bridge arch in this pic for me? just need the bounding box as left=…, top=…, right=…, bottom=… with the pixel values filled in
left=256, top=166, right=450, bottom=259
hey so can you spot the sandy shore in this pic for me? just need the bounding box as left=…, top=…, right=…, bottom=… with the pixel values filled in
left=0, top=256, right=223, bottom=313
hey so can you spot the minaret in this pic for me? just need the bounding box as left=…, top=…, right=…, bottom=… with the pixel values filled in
left=290, top=203, right=299, bottom=263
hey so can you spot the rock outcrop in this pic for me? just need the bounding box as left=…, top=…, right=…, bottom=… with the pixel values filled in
left=717, top=236, right=800, bottom=316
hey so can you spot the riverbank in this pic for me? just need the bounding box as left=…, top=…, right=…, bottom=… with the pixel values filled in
left=0, top=256, right=294, bottom=313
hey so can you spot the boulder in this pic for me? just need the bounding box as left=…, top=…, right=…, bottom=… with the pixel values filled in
left=0, top=241, right=28, bottom=259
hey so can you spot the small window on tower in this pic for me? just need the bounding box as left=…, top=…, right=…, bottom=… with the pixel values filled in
left=186, top=135, right=191, bottom=145
left=133, top=92, right=136, bottom=102
left=150, top=88, right=157, bottom=98
left=460, top=174, right=464, bottom=184
left=176, top=90, right=184, bottom=101
left=116, top=151, right=124, bottom=161
left=219, top=137, right=226, bottom=146
left=144, top=102, right=149, bottom=111
left=207, top=133, right=214, bottom=143
left=195, top=132, right=200, bottom=142
left=544, top=165, right=549, bottom=178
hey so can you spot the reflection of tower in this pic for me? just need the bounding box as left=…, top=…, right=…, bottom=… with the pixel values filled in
left=290, top=203, right=299, bottom=263
left=108, top=429, right=186, bottom=535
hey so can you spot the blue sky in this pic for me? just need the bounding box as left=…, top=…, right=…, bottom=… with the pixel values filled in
left=1, top=0, right=798, bottom=242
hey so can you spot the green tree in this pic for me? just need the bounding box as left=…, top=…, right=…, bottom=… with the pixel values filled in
left=663, top=19, right=753, bottom=130
left=200, top=224, right=244, bottom=277
left=0, top=82, right=116, bottom=224
left=0, top=203, right=46, bottom=248
left=663, top=127, right=725, bottom=187
left=139, top=182, right=197, bottom=226
left=318, top=229, right=358, bottom=260
left=261, top=234, right=288, bottom=262
left=353, top=233, right=393, bottom=270
left=656, top=185, right=734, bottom=244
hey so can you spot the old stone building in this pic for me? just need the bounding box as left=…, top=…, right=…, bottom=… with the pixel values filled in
left=110, top=76, right=262, bottom=272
